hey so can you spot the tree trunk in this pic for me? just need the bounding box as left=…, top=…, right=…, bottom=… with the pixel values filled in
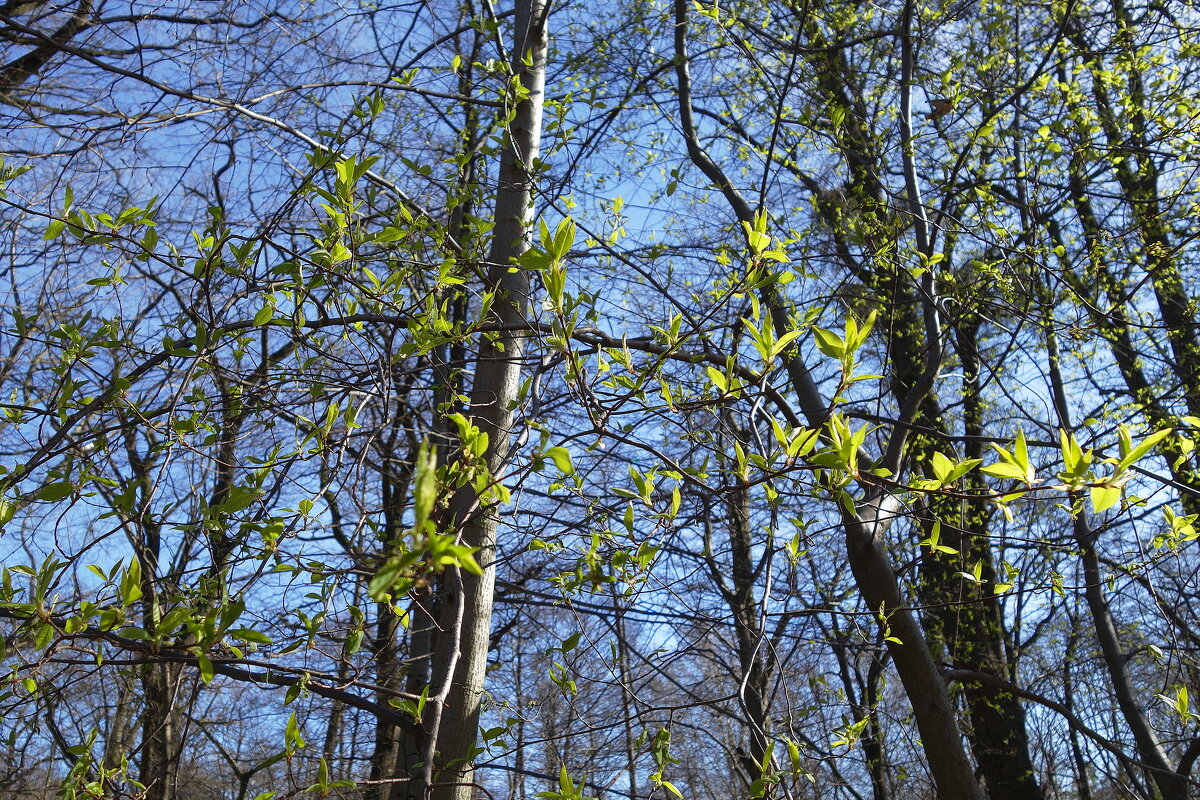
left=843, top=496, right=985, bottom=800
left=1043, top=290, right=1187, bottom=800
left=367, top=603, right=405, bottom=800
left=427, top=0, right=548, bottom=797
left=138, top=662, right=180, bottom=800
left=708, top=480, right=772, bottom=789
left=670, top=0, right=983, bottom=791
left=916, top=327, right=1043, bottom=800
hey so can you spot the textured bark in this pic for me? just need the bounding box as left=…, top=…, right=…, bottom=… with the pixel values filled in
left=918, top=507, right=1042, bottom=800
left=124, top=433, right=183, bottom=800
left=860, top=654, right=890, bottom=800
left=671, top=0, right=982, bottom=793
left=705, top=482, right=771, bottom=788
left=137, top=663, right=180, bottom=800
left=320, top=649, right=350, bottom=773
left=102, top=674, right=137, bottom=774
left=915, top=326, right=1044, bottom=800
left=396, top=587, right=434, bottom=800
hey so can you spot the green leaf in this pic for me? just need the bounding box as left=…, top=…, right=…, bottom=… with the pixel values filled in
left=284, top=710, right=307, bottom=753
left=412, top=441, right=437, bottom=532
left=1118, top=427, right=1172, bottom=471
left=452, top=546, right=483, bottom=575
left=705, top=366, right=728, bottom=393
left=197, top=653, right=214, bottom=684
left=1090, top=484, right=1122, bottom=513
left=920, top=521, right=958, bottom=555
left=981, top=462, right=1028, bottom=481
left=930, top=452, right=981, bottom=485
left=787, top=739, right=803, bottom=774
left=1014, top=428, right=1033, bottom=482
left=769, top=329, right=802, bottom=361
left=812, top=327, right=845, bottom=359
left=38, top=482, right=75, bottom=502
left=119, top=557, right=143, bottom=606
left=369, top=557, right=406, bottom=601
left=946, top=458, right=982, bottom=482
left=559, top=764, right=573, bottom=792
left=746, top=228, right=771, bottom=254
left=551, top=218, right=576, bottom=261
left=930, top=451, right=954, bottom=483
left=156, top=606, right=191, bottom=635
left=545, top=447, right=575, bottom=475
left=218, top=485, right=260, bottom=514
left=830, top=103, right=846, bottom=129
left=229, top=627, right=272, bottom=644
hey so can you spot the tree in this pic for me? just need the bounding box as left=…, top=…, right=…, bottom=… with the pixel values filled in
left=4, top=1, right=1200, bottom=799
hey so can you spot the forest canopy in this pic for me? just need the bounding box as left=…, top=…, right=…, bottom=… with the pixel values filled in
left=2, top=1, right=1200, bottom=799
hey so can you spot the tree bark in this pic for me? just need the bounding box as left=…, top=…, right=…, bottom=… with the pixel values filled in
left=1043, top=285, right=1188, bottom=800
left=427, top=1, right=547, bottom=797
left=915, top=326, right=1044, bottom=800
left=670, top=0, right=983, bottom=793
left=843, top=496, right=985, bottom=800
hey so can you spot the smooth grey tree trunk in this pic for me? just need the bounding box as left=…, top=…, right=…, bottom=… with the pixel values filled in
left=427, top=1, right=547, bottom=797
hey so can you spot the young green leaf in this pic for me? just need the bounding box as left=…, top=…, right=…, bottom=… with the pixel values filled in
left=545, top=447, right=575, bottom=475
